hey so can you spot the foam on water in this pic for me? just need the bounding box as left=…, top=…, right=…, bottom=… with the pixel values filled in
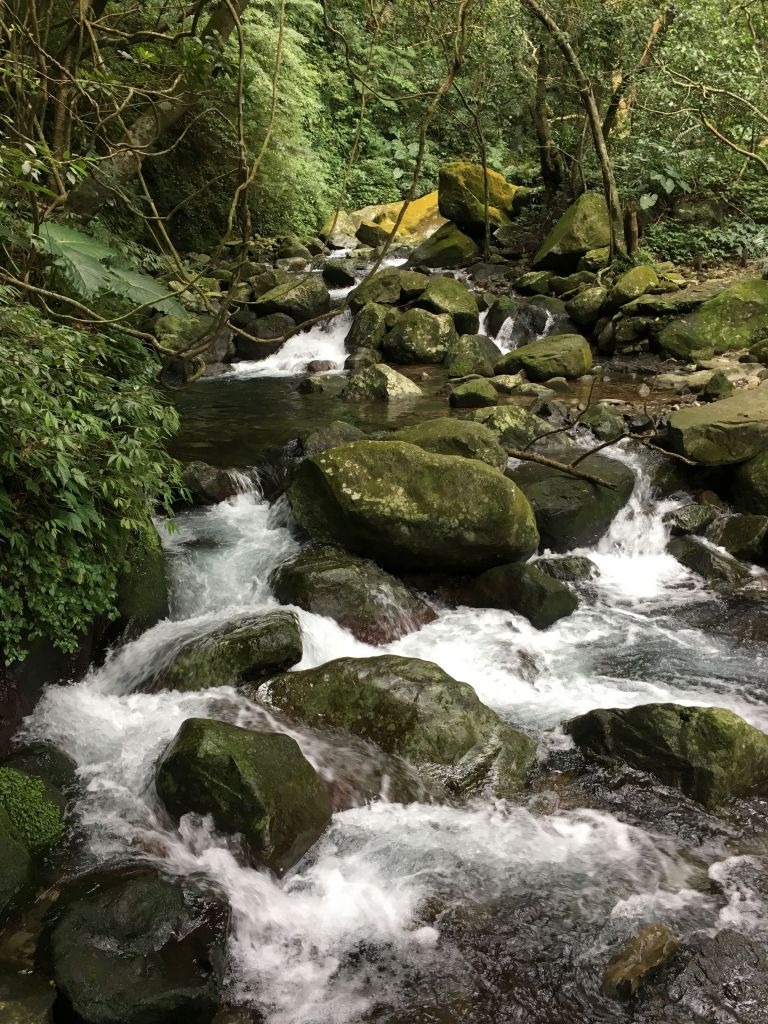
left=233, top=310, right=351, bottom=378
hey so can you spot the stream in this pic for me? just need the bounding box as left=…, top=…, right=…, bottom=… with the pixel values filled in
left=22, top=291, right=768, bottom=1023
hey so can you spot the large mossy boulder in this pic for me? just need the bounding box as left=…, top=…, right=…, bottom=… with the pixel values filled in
left=495, top=334, right=592, bottom=381
left=468, top=563, right=578, bottom=629
left=657, top=278, right=768, bottom=358
left=116, top=523, right=169, bottom=639
left=732, top=451, right=768, bottom=512
left=417, top=276, right=480, bottom=334
left=348, top=268, right=428, bottom=311
left=251, top=276, right=331, bottom=323
left=0, top=766, right=65, bottom=858
left=667, top=536, right=751, bottom=588
left=567, top=703, right=768, bottom=808
left=486, top=296, right=518, bottom=337
left=288, top=441, right=539, bottom=572
left=269, top=545, right=436, bottom=644
left=508, top=454, right=635, bottom=551
left=565, top=286, right=608, bottom=328
left=437, top=162, right=518, bottom=235
left=449, top=378, right=498, bottom=408
left=391, top=418, right=508, bottom=470
left=264, top=655, right=536, bottom=797
left=707, top=514, right=768, bottom=564
left=381, top=308, right=457, bottom=364
left=466, top=404, right=550, bottom=450
left=664, top=386, right=768, bottom=465
left=342, top=363, right=422, bottom=401
left=580, top=402, right=625, bottom=442
left=444, top=333, right=501, bottom=377
left=345, top=301, right=389, bottom=351
left=607, top=266, right=659, bottom=311
left=47, top=869, right=227, bottom=1024
left=406, top=222, right=480, bottom=269
left=147, top=612, right=302, bottom=692
left=156, top=718, right=332, bottom=873
left=532, top=193, right=611, bottom=271
left=300, top=420, right=367, bottom=456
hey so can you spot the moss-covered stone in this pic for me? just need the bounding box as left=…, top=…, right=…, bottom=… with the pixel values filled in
left=495, top=334, right=592, bottom=381
left=391, top=418, right=507, bottom=470
left=406, top=222, right=480, bottom=269
left=565, top=286, right=608, bottom=328
left=578, top=247, right=611, bottom=271
left=537, top=555, right=599, bottom=582
left=449, top=378, right=498, bottom=408
left=732, top=451, right=768, bottom=512
left=381, top=308, right=458, bottom=364
left=300, top=421, right=367, bottom=456
left=156, top=718, right=332, bottom=872
left=264, top=655, right=536, bottom=797
left=701, top=371, right=734, bottom=401
left=341, top=363, right=422, bottom=400
left=269, top=545, right=436, bottom=644
left=417, top=276, right=479, bottom=334
left=288, top=441, right=539, bottom=572
left=116, top=522, right=169, bottom=640
left=667, top=536, right=751, bottom=588
left=444, top=333, right=501, bottom=377
left=665, top=386, right=768, bottom=465
left=0, top=767, right=64, bottom=853
left=607, top=267, right=659, bottom=310
left=658, top=278, right=768, bottom=358
left=0, top=806, right=31, bottom=918
left=486, top=297, right=518, bottom=336
left=181, top=462, right=246, bottom=506
left=437, top=162, right=518, bottom=236
left=348, top=268, right=428, bottom=311
left=532, top=193, right=611, bottom=271
left=251, top=276, right=331, bottom=324
left=466, top=404, right=550, bottom=449
left=568, top=703, right=768, bottom=808
left=356, top=219, right=391, bottom=247
left=706, top=514, right=768, bottom=564
left=666, top=503, right=718, bottom=537
left=468, top=563, right=578, bottom=628
left=580, top=402, right=625, bottom=442
left=515, top=271, right=554, bottom=295
left=345, top=302, right=389, bottom=351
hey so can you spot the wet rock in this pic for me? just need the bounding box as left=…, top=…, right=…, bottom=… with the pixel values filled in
left=417, top=276, right=479, bottom=334
left=231, top=310, right=294, bottom=360
left=602, top=924, right=678, bottom=1000
left=181, top=461, right=248, bottom=505
left=46, top=868, right=228, bottom=1024
left=466, top=404, right=551, bottom=450
left=345, top=301, right=389, bottom=351
left=567, top=703, right=768, bottom=807
left=0, top=968, right=55, bottom=1023
left=449, top=378, right=498, bottom=408
left=288, top=441, right=539, bottom=572
left=437, top=161, right=518, bottom=235
left=2, top=743, right=77, bottom=813
left=348, top=268, right=428, bottom=311
left=490, top=373, right=525, bottom=395
left=381, top=308, right=457, bottom=364
left=658, top=277, right=768, bottom=359
left=468, top=562, right=578, bottom=629
left=579, top=402, right=625, bottom=442
left=322, top=259, right=358, bottom=288
left=668, top=536, right=751, bottom=588
left=514, top=271, right=554, bottom=295
left=706, top=513, right=768, bottom=563
left=666, top=503, right=719, bottom=537
left=0, top=765, right=65, bottom=856
left=0, top=807, right=32, bottom=917
left=146, top=612, right=303, bottom=692
left=549, top=270, right=596, bottom=296
left=537, top=555, right=599, bottom=582
left=392, top=418, right=507, bottom=471
left=406, top=222, right=480, bottom=269
left=251, top=276, right=330, bottom=323
left=299, top=421, right=367, bottom=456
left=444, top=333, right=501, bottom=377
left=296, top=373, right=344, bottom=395
left=269, top=545, right=436, bottom=644
left=341, top=363, right=422, bottom=401
left=664, top=387, right=768, bottom=464
left=265, top=655, right=536, bottom=797
left=565, top=286, right=608, bottom=328
left=156, top=719, right=332, bottom=871
left=732, top=450, right=768, bottom=512
left=486, top=296, right=518, bottom=336
left=250, top=268, right=292, bottom=297
left=508, top=454, right=635, bottom=551
left=495, top=334, right=592, bottom=381
left=532, top=192, right=611, bottom=271
left=606, top=266, right=659, bottom=311
left=305, top=359, right=336, bottom=373
left=344, top=347, right=380, bottom=370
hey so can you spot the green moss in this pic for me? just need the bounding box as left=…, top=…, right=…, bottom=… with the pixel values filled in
left=0, top=768, right=64, bottom=853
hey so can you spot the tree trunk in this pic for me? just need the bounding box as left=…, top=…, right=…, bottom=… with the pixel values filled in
left=534, top=45, right=562, bottom=192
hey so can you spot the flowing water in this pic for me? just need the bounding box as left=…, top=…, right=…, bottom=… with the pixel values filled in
left=21, top=302, right=768, bottom=1022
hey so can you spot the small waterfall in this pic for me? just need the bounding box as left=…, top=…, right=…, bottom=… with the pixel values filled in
left=233, top=311, right=352, bottom=378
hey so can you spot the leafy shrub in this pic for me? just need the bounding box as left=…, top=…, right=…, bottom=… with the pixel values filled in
left=0, top=295, right=182, bottom=663
left=644, top=218, right=768, bottom=266
left=0, top=768, right=64, bottom=852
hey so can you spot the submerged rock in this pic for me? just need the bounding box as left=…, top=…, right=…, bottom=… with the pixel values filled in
left=495, top=334, right=592, bottom=381
left=270, top=545, right=436, bottom=644
left=156, top=718, right=332, bottom=872
left=391, top=418, right=508, bottom=470
left=602, top=924, right=678, bottom=1000
left=665, top=386, right=768, bottom=465
left=288, top=441, right=539, bottom=572
left=468, top=562, right=578, bottom=629
left=568, top=703, right=768, bottom=807
left=265, top=655, right=536, bottom=797
left=381, top=308, right=457, bottom=364
left=47, top=868, right=227, bottom=1024
left=341, top=363, right=422, bottom=401
left=532, top=193, right=611, bottom=271
left=668, top=535, right=751, bottom=588
left=417, top=276, right=479, bottom=334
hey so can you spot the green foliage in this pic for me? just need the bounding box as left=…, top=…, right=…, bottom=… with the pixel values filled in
left=0, top=296, right=182, bottom=663
left=645, top=219, right=768, bottom=266
left=0, top=767, right=64, bottom=852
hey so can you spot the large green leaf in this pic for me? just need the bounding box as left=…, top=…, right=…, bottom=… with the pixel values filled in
left=34, top=223, right=187, bottom=318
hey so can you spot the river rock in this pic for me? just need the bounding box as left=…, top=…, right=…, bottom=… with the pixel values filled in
left=658, top=277, right=768, bottom=358
left=381, top=308, right=458, bottom=364
left=486, top=296, right=518, bottom=336
left=515, top=271, right=554, bottom=295
left=579, top=402, right=625, bottom=442
left=495, top=334, right=592, bottom=381
left=467, top=563, right=578, bottom=629
left=345, top=301, right=389, bottom=350
left=606, top=266, right=659, bottom=311
left=356, top=219, right=391, bottom=247
left=707, top=514, right=768, bottom=563
left=668, top=536, right=751, bottom=588
left=537, top=555, right=599, bottom=582
left=444, top=333, right=501, bottom=377
left=508, top=454, right=635, bottom=551
left=603, top=924, right=678, bottom=1000
left=300, top=421, right=367, bottom=455
left=322, top=259, right=358, bottom=288
left=466, top=404, right=550, bottom=450
left=449, top=378, right=498, bottom=408
left=532, top=193, right=611, bottom=271
left=269, top=545, right=436, bottom=643
left=666, top=929, right=768, bottom=1023
left=264, top=655, right=536, bottom=797
left=417, top=276, right=479, bottom=334
left=344, top=347, right=380, bottom=370
left=437, top=161, right=518, bottom=235
left=0, top=807, right=31, bottom=918
left=664, top=386, right=768, bottom=464
left=348, top=268, right=428, bottom=311
left=406, top=222, right=480, bottom=269
left=568, top=703, right=768, bottom=807
left=666, top=503, right=718, bottom=537
left=0, top=969, right=56, bottom=1024
left=288, top=441, right=539, bottom=572
left=342, top=363, right=422, bottom=401
left=156, top=718, right=332, bottom=871
left=146, top=612, right=302, bottom=692
left=181, top=461, right=247, bottom=505
left=565, top=286, right=608, bottom=327
left=251, top=276, right=330, bottom=323
left=732, top=450, right=768, bottom=512
left=391, top=418, right=507, bottom=470
left=231, top=310, right=295, bottom=359
left=47, top=868, right=228, bottom=1024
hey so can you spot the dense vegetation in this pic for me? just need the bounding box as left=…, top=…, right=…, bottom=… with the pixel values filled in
left=1, top=0, right=767, bottom=661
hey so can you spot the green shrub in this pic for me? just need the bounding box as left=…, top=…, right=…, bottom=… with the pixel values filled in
left=0, top=768, right=64, bottom=852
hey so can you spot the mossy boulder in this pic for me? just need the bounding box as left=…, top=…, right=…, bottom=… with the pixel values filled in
left=565, top=286, right=608, bottom=328
left=348, top=268, right=428, bottom=311
left=664, top=386, right=768, bottom=465
left=356, top=219, right=391, bottom=247
left=231, top=310, right=294, bottom=360
left=269, top=545, right=436, bottom=644
left=508, top=454, right=635, bottom=551
left=567, top=703, right=768, bottom=808
left=146, top=612, right=302, bottom=693
left=466, top=404, right=550, bottom=449
left=580, top=402, right=625, bottom=442
left=300, top=421, right=366, bottom=456
left=532, top=193, right=611, bottom=271
left=116, top=523, right=169, bottom=640
left=486, top=297, right=518, bottom=337
left=264, top=655, right=536, bottom=797
left=391, top=418, right=507, bottom=470
left=607, top=267, right=659, bottom=311
left=417, top=276, right=479, bottom=334
left=345, top=302, right=389, bottom=351
left=322, top=259, right=358, bottom=288
left=0, top=766, right=64, bottom=853
left=437, top=162, right=518, bottom=236
left=406, top=222, right=480, bottom=269
left=658, top=278, right=768, bottom=358
left=288, top=441, right=539, bottom=572
left=381, top=308, right=458, bottom=364
left=666, top=503, right=718, bottom=537
left=668, top=536, right=752, bottom=588
left=444, top=333, right=501, bottom=377
left=156, top=718, right=332, bottom=872
left=181, top=461, right=246, bottom=506
left=707, top=514, right=768, bottom=564
left=341, top=363, right=422, bottom=400
left=732, top=451, right=768, bottom=512
left=47, top=868, right=228, bottom=1024
left=495, top=334, right=592, bottom=381
left=0, top=807, right=31, bottom=918
left=537, top=555, right=599, bottom=582
left=515, top=271, right=554, bottom=295
left=468, top=563, right=578, bottom=629
left=251, top=276, right=331, bottom=324
left=449, top=378, right=498, bottom=408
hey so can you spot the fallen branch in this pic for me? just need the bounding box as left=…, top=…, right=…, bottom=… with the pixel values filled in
left=505, top=448, right=619, bottom=489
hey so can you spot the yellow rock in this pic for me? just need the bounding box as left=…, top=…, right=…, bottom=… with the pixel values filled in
left=351, top=191, right=447, bottom=242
